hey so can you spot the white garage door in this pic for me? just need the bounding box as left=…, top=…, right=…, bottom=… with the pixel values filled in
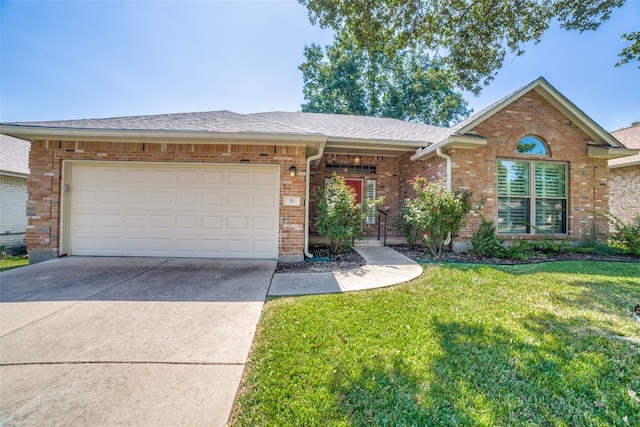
left=68, top=162, right=279, bottom=258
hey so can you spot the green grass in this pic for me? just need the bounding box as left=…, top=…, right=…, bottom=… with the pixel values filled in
left=231, top=261, right=640, bottom=427
left=0, top=255, right=29, bottom=272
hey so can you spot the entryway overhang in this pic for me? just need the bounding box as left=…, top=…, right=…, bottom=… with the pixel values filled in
left=411, top=134, right=489, bottom=161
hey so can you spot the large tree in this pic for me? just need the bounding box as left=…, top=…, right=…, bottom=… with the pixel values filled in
left=299, top=0, right=637, bottom=93
left=299, top=31, right=471, bottom=126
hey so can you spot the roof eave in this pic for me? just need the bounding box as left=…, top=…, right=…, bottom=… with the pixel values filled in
left=588, top=146, right=639, bottom=159
left=609, top=159, right=640, bottom=169
left=0, top=125, right=326, bottom=145
left=410, top=135, right=488, bottom=161
left=0, top=170, right=29, bottom=178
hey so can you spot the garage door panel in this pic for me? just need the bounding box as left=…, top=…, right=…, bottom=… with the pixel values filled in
left=254, top=171, right=277, bottom=185
left=176, top=216, right=198, bottom=229
left=202, top=192, right=223, bottom=207
left=228, top=217, right=249, bottom=230
left=124, top=215, right=146, bottom=228
left=228, top=171, right=250, bottom=185
left=69, top=162, right=279, bottom=258
left=176, top=192, right=199, bottom=206
left=150, top=192, right=172, bottom=206
left=150, top=215, right=172, bottom=228
left=176, top=170, right=198, bottom=184
left=150, top=170, right=173, bottom=184
left=228, top=193, right=250, bottom=207
left=202, top=216, right=223, bottom=229
left=125, top=169, right=148, bottom=183
left=202, top=170, right=224, bottom=184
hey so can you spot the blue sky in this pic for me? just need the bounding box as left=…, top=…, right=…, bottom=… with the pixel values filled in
left=1, top=0, right=638, bottom=131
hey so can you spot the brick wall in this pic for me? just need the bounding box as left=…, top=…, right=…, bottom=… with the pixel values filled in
left=0, top=175, right=28, bottom=248
left=609, top=165, right=640, bottom=225
left=27, top=140, right=306, bottom=261
left=441, top=89, right=609, bottom=245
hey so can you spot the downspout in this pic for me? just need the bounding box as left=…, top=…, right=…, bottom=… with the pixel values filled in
left=304, top=140, right=327, bottom=258
left=436, top=147, right=451, bottom=189
left=436, top=147, right=453, bottom=245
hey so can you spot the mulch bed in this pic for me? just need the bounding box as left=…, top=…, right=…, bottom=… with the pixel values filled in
left=276, top=245, right=639, bottom=273
left=275, top=247, right=366, bottom=273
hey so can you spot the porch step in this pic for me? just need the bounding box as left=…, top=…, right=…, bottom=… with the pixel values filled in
left=354, top=238, right=384, bottom=247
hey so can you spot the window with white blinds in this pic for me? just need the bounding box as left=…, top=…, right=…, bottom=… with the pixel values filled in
left=365, top=179, right=377, bottom=224
left=497, top=160, right=566, bottom=234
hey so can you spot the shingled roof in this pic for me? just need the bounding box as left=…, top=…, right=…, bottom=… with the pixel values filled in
left=609, top=125, right=640, bottom=168
left=1, top=110, right=449, bottom=146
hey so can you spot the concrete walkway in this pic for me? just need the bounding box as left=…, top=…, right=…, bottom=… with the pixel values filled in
left=269, top=245, right=423, bottom=296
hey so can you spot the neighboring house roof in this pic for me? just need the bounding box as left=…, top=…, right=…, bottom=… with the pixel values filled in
left=609, top=125, right=640, bottom=168
left=0, top=134, right=30, bottom=177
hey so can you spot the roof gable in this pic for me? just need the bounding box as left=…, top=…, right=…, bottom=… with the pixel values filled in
left=451, top=77, right=623, bottom=148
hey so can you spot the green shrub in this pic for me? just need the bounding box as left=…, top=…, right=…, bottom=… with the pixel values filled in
left=313, top=173, right=383, bottom=255
left=501, top=241, right=529, bottom=261
left=393, top=207, right=422, bottom=249
left=402, top=177, right=472, bottom=258
left=603, top=213, right=640, bottom=256
left=471, top=218, right=504, bottom=257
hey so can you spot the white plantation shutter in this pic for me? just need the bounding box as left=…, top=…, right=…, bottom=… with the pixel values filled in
left=534, top=163, right=566, bottom=233
left=498, top=161, right=530, bottom=196
left=497, top=161, right=530, bottom=233
left=365, top=179, right=376, bottom=224
left=498, top=160, right=567, bottom=234
left=535, top=163, right=565, bottom=198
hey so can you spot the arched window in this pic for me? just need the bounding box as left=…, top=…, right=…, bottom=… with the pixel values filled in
left=516, top=136, right=548, bottom=155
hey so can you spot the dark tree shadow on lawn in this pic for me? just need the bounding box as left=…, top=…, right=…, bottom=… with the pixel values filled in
left=331, top=315, right=639, bottom=426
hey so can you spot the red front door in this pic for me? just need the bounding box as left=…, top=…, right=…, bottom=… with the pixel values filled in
left=345, top=179, right=363, bottom=205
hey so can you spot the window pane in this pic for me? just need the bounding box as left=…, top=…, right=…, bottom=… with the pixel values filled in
left=516, top=136, right=548, bottom=155
left=498, top=161, right=530, bottom=197
left=535, top=163, right=566, bottom=198
left=365, top=179, right=376, bottom=225
left=498, top=197, right=530, bottom=234
left=535, top=199, right=566, bottom=233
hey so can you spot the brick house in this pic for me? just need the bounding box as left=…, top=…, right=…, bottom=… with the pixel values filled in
left=1, top=77, right=636, bottom=263
left=608, top=124, right=640, bottom=225
left=0, top=134, right=30, bottom=252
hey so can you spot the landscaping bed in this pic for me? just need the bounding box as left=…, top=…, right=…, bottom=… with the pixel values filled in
left=276, top=245, right=639, bottom=274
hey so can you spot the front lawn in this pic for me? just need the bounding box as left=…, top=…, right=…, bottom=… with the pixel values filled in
left=0, top=255, right=29, bottom=272
left=231, top=261, right=640, bottom=426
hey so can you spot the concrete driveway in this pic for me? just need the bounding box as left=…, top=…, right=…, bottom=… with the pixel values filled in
left=0, top=257, right=275, bottom=426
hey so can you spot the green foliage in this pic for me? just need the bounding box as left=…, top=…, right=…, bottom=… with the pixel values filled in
left=299, top=30, right=471, bottom=126
left=471, top=219, right=576, bottom=260
left=601, top=212, right=640, bottom=256
left=524, top=226, right=571, bottom=255
left=500, top=242, right=529, bottom=261
left=616, top=30, right=640, bottom=67
left=402, top=177, right=472, bottom=258
left=313, top=173, right=382, bottom=254
left=299, top=0, right=628, bottom=93
left=392, top=207, right=422, bottom=249
left=470, top=218, right=505, bottom=257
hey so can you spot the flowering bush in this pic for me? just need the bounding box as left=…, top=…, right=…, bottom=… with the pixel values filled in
left=313, top=173, right=383, bottom=254
left=402, top=177, right=472, bottom=258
